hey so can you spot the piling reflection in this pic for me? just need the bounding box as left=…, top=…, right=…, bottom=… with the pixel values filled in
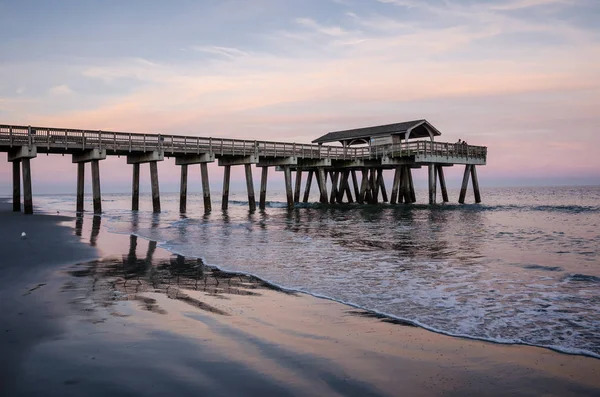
left=66, top=232, right=291, bottom=318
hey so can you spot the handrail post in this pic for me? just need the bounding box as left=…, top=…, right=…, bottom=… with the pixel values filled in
left=28, top=125, right=32, bottom=147
left=98, top=130, right=102, bottom=151
left=9, top=126, right=13, bottom=147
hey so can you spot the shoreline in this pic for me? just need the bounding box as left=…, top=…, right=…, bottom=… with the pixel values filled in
left=1, top=200, right=599, bottom=396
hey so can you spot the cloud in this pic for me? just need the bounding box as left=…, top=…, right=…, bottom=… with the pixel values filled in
left=190, top=45, right=250, bottom=59
left=49, top=84, right=73, bottom=96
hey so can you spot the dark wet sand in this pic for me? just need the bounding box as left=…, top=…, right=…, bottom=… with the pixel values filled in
left=1, top=201, right=599, bottom=396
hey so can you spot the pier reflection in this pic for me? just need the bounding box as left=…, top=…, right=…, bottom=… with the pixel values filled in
left=67, top=230, right=288, bottom=318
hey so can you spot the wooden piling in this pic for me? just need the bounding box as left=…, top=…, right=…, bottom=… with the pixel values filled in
left=244, top=164, right=256, bottom=211
left=401, top=166, right=412, bottom=204
left=284, top=166, right=294, bottom=209
left=91, top=159, right=101, bottom=214
left=329, top=171, right=339, bottom=204
left=179, top=164, right=188, bottom=213
left=222, top=165, right=231, bottom=210
left=317, top=168, right=328, bottom=204
left=21, top=158, right=33, bottom=214
left=390, top=167, right=401, bottom=204
left=76, top=162, right=85, bottom=212
left=12, top=160, right=20, bottom=212
left=343, top=170, right=353, bottom=203
left=408, top=167, right=416, bottom=203
left=294, top=168, right=302, bottom=203
left=302, top=170, right=313, bottom=203
left=471, top=165, right=481, bottom=203
left=150, top=161, right=161, bottom=213
left=131, top=163, right=140, bottom=211
left=335, top=171, right=346, bottom=203
left=369, top=168, right=378, bottom=204
left=351, top=170, right=361, bottom=203
left=377, top=169, right=388, bottom=202
left=201, top=162, right=212, bottom=212
left=428, top=164, right=436, bottom=205
left=459, top=164, right=471, bottom=204
left=437, top=165, right=449, bottom=203
left=259, top=166, right=268, bottom=210
left=359, top=168, right=369, bottom=204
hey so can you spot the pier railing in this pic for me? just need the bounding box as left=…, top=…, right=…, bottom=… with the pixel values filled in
left=0, top=124, right=486, bottom=161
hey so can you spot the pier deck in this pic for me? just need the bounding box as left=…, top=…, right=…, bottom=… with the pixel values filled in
left=0, top=122, right=487, bottom=214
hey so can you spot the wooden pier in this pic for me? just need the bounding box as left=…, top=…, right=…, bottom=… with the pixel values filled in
left=0, top=120, right=486, bottom=214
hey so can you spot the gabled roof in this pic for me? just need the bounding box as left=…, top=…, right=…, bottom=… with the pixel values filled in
left=312, top=119, right=441, bottom=144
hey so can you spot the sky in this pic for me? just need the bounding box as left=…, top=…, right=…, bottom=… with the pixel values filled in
left=0, top=0, right=599, bottom=194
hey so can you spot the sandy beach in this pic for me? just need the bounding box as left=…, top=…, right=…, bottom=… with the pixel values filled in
left=1, top=200, right=599, bottom=396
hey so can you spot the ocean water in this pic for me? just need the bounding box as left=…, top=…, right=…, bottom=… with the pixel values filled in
left=31, top=185, right=600, bottom=358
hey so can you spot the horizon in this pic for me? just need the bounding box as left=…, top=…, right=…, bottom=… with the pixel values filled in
left=1, top=0, right=599, bottom=192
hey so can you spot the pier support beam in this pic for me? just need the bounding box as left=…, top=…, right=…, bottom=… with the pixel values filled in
left=408, top=167, right=416, bottom=203
left=459, top=165, right=471, bottom=204
left=401, top=166, right=412, bottom=204
left=12, top=161, right=20, bottom=212
left=471, top=165, right=481, bottom=203
left=200, top=163, right=211, bottom=212
left=179, top=164, right=188, bottom=213
left=428, top=164, right=437, bottom=205
left=317, top=168, right=328, bottom=204
left=149, top=161, right=161, bottom=213
left=132, top=163, right=140, bottom=211
left=245, top=164, right=256, bottom=211
left=329, top=171, right=339, bottom=204
left=351, top=170, right=361, bottom=204
left=284, top=166, right=294, bottom=209
left=302, top=170, right=313, bottom=203
left=369, top=169, right=378, bottom=204
left=91, top=159, right=102, bottom=214
left=259, top=166, right=268, bottom=210
left=390, top=167, right=401, bottom=204
left=222, top=165, right=231, bottom=211
left=437, top=165, right=449, bottom=203
left=76, top=162, right=85, bottom=213
left=294, top=169, right=302, bottom=203
left=377, top=169, right=388, bottom=202
left=21, top=158, right=33, bottom=215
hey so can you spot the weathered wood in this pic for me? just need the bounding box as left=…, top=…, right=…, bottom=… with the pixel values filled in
left=179, top=164, right=188, bottom=213
left=200, top=162, right=212, bottom=212
left=437, top=165, right=449, bottom=203
left=259, top=166, right=268, bottom=210
left=22, top=158, right=33, bottom=214
left=407, top=167, right=416, bottom=203
left=359, top=168, right=369, bottom=204
left=351, top=170, right=361, bottom=203
left=343, top=170, right=353, bottom=203
left=131, top=163, right=140, bottom=211
left=91, top=159, right=101, bottom=214
left=471, top=165, right=481, bottom=203
left=369, top=168, right=378, bottom=204
left=317, top=168, right=328, bottom=203
left=222, top=165, right=231, bottom=210
left=377, top=169, right=388, bottom=202
left=284, top=166, right=294, bottom=209
left=244, top=164, right=256, bottom=211
left=401, top=166, right=412, bottom=204
left=150, top=161, right=161, bottom=213
left=459, top=164, right=471, bottom=204
left=294, top=168, right=302, bottom=203
left=390, top=167, right=401, bottom=204
left=428, top=164, right=436, bottom=205
left=12, top=160, right=20, bottom=212
left=302, top=170, right=314, bottom=203
left=76, top=162, right=85, bottom=212
left=329, top=171, right=339, bottom=204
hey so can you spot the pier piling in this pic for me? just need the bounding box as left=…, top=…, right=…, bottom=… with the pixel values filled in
left=317, top=168, right=328, bottom=204
left=437, top=165, right=449, bottom=203
left=179, top=164, right=188, bottom=213
left=259, top=166, right=268, bottom=210
left=302, top=170, right=313, bottom=203
left=150, top=161, right=161, bottom=213
left=12, top=160, right=20, bottom=212
left=91, top=159, right=102, bottom=214
left=459, top=165, right=471, bottom=204
left=245, top=164, right=256, bottom=211
left=294, top=169, right=302, bottom=203
left=284, top=166, right=294, bottom=209
left=222, top=165, right=231, bottom=211
left=76, top=162, right=85, bottom=212
left=22, top=158, right=33, bottom=214
left=471, top=165, right=481, bottom=203
left=132, top=163, right=140, bottom=211
left=200, top=163, right=211, bottom=212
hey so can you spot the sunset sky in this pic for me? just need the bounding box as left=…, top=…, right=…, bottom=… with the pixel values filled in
left=1, top=0, right=599, bottom=194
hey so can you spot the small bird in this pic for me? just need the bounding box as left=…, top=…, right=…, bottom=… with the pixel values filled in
left=21, top=232, right=27, bottom=239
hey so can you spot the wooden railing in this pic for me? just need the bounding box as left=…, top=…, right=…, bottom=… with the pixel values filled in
left=0, top=124, right=486, bottom=161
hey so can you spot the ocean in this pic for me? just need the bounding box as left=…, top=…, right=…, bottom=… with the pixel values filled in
left=31, top=185, right=600, bottom=359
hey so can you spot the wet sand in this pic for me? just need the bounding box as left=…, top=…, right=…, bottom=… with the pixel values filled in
left=1, top=201, right=599, bottom=396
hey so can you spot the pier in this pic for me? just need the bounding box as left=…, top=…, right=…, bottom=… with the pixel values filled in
left=0, top=120, right=486, bottom=214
